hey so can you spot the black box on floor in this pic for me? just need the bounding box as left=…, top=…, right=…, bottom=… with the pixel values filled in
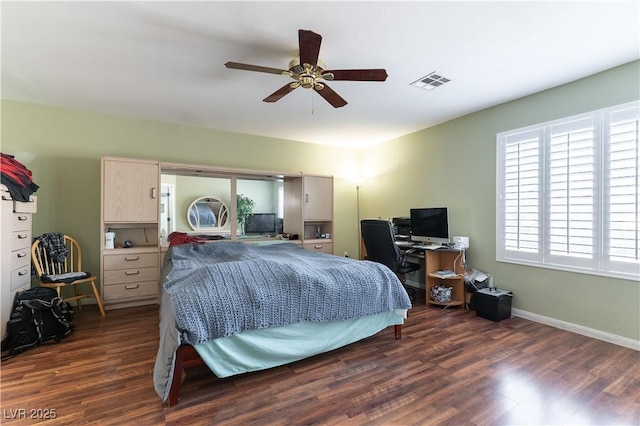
left=472, top=289, right=513, bottom=321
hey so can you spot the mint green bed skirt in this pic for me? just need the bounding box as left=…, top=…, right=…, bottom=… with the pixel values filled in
left=194, top=310, right=406, bottom=378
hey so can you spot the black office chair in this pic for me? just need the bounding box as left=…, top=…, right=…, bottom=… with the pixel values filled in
left=360, top=219, right=420, bottom=301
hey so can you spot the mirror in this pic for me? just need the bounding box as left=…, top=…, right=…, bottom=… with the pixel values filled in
left=161, top=171, right=284, bottom=237
left=187, top=196, right=229, bottom=231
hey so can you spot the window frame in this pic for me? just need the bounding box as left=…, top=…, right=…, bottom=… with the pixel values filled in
left=496, top=101, right=639, bottom=281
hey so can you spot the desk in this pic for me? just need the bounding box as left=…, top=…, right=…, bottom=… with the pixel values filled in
left=404, top=246, right=466, bottom=307
left=360, top=239, right=467, bottom=307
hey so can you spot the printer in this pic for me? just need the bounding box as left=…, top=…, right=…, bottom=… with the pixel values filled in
left=392, top=217, right=411, bottom=240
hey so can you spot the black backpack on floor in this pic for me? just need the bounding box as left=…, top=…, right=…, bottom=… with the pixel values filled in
left=1, top=287, right=74, bottom=360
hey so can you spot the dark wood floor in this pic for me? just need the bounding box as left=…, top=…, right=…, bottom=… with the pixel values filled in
left=1, top=294, right=638, bottom=425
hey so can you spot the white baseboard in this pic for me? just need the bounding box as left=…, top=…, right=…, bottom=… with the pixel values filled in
left=404, top=281, right=638, bottom=351
left=511, top=308, right=640, bottom=351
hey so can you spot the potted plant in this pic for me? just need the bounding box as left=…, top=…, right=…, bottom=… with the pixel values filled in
left=236, top=194, right=255, bottom=235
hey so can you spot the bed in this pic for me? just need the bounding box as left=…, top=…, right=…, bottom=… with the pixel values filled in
left=153, top=241, right=412, bottom=406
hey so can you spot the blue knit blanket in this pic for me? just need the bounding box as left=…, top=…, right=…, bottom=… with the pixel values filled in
left=164, top=242, right=411, bottom=344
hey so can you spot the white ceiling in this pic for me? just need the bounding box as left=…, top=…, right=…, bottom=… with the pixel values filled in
left=2, top=1, right=639, bottom=149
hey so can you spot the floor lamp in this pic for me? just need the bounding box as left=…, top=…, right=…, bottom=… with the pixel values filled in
left=356, top=183, right=361, bottom=260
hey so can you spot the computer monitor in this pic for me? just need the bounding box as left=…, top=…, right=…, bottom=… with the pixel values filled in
left=245, top=213, right=277, bottom=234
left=410, top=207, right=450, bottom=245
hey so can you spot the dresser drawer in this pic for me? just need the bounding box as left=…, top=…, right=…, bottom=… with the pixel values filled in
left=11, top=230, right=32, bottom=252
left=303, top=242, right=333, bottom=254
left=103, top=266, right=158, bottom=286
left=10, top=247, right=30, bottom=270
left=103, top=252, right=158, bottom=270
left=12, top=213, right=32, bottom=231
left=13, top=195, right=37, bottom=214
left=103, top=280, right=158, bottom=302
left=10, top=265, right=30, bottom=291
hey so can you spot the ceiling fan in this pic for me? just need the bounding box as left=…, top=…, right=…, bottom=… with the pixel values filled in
left=225, top=29, right=388, bottom=108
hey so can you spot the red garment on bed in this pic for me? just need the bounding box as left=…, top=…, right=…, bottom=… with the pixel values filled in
left=167, top=232, right=207, bottom=247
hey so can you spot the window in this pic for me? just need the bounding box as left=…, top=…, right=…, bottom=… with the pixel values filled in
left=497, top=101, right=639, bottom=280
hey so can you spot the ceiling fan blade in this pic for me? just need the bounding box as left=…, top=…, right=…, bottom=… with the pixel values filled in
left=314, top=83, right=347, bottom=108
left=299, top=30, right=322, bottom=68
left=263, top=83, right=298, bottom=103
left=324, top=69, right=388, bottom=81
left=225, top=62, right=288, bottom=75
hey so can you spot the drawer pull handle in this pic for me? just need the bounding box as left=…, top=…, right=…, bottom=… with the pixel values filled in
left=125, top=256, right=140, bottom=261
left=314, top=245, right=323, bottom=249
left=18, top=270, right=28, bottom=276
left=125, top=270, right=140, bottom=275
left=17, top=234, right=28, bottom=239
left=125, top=284, right=140, bottom=290
left=17, top=215, right=28, bottom=221
left=16, top=252, right=27, bottom=258
left=1, top=196, right=10, bottom=201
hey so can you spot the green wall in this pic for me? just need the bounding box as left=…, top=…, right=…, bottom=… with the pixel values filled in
left=1, top=60, right=638, bottom=342
left=1, top=102, right=361, bottom=291
left=361, top=61, right=640, bottom=341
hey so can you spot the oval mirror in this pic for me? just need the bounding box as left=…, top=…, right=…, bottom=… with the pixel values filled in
left=187, top=196, right=229, bottom=231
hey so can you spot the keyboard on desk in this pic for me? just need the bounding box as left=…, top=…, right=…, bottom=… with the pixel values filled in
left=394, top=241, right=413, bottom=248
left=395, top=243, right=429, bottom=250
left=409, top=244, right=445, bottom=250
left=395, top=241, right=447, bottom=251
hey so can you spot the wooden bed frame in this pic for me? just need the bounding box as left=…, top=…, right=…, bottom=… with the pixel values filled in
left=165, top=324, right=402, bottom=407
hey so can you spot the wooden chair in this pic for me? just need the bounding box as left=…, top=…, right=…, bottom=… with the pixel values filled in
left=31, top=234, right=106, bottom=317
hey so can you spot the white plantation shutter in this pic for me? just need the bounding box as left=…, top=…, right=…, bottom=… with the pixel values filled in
left=501, top=129, right=541, bottom=259
left=605, top=106, right=639, bottom=275
left=497, top=101, right=639, bottom=280
left=546, top=117, right=597, bottom=269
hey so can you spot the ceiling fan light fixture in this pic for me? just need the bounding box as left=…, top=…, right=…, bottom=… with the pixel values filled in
left=300, top=76, right=316, bottom=89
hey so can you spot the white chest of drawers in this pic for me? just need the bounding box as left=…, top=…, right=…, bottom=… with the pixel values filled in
left=1, top=185, right=37, bottom=339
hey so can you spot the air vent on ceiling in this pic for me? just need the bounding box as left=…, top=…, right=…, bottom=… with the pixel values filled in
left=411, top=72, right=451, bottom=91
